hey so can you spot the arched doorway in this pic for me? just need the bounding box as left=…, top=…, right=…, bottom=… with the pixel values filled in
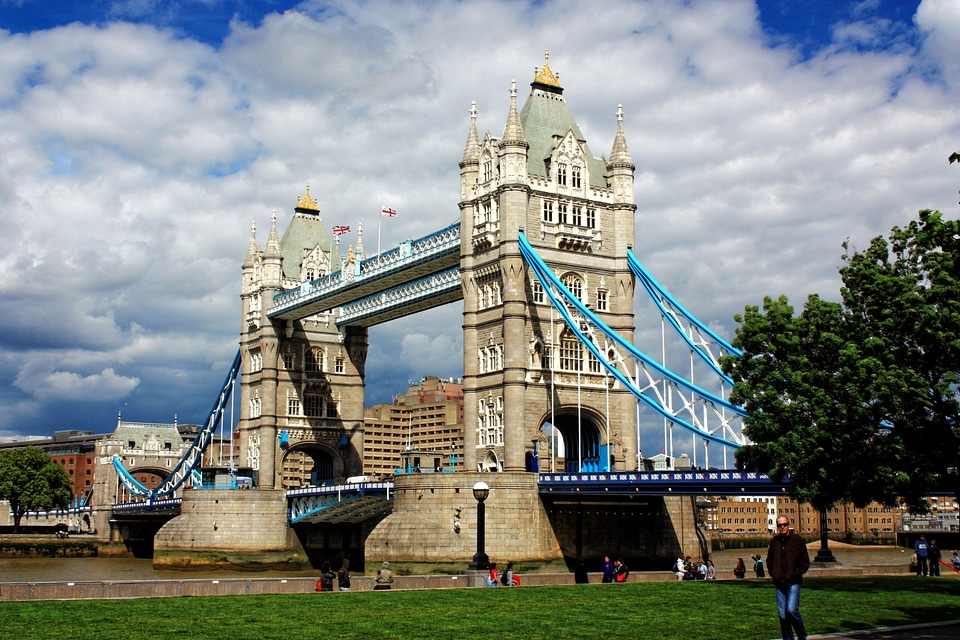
left=542, top=408, right=609, bottom=473
left=280, top=444, right=339, bottom=489
left=479, top=449, right=500, bottom=472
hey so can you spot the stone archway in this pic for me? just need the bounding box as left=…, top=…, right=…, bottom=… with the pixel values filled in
left=279, top=443, right=341, bottom=489
left=542, top=408, right=610, bottom=473
left=479, top=449, right=500, bottom=472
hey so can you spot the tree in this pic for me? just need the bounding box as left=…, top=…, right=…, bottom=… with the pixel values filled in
left=721, top=294, right=892, bottom=560
left=0, top=446, right=73, bottom=531
left=724, top=203, right=960, bottom=553
left=839, top=208, right=960, bottom=506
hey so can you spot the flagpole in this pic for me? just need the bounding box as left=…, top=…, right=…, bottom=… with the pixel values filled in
left=377, top=201, right=382, bottom=256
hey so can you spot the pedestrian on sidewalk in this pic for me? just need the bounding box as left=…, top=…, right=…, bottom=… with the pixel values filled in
left=928, top=539, right=941, bottom=577
left=914, top=534, right=929, bottom=577
left=768, top=515, right=810, bottom=640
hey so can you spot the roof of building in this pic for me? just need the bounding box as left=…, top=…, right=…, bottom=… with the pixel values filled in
left=518, top=55, right=608, bottom=188
left=279, top=184, right=342, bottom=281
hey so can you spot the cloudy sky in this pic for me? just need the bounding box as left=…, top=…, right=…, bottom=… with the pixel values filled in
left=1, top=0, right=958, bottom=448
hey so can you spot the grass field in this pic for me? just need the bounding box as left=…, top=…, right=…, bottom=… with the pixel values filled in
left=1, top=576, right=959, bottom=640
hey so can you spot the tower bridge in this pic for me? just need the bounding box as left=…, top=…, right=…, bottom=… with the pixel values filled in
left=102, top=53, right=756, bottom=571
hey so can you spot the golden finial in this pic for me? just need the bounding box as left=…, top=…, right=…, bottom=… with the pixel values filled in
left=296, top=183, right=319, bottom=211
left=534, top=49, right=560, bottom=87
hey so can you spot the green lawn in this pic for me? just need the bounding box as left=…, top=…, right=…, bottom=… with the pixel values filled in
left=1, top=576, right=958, bottom=640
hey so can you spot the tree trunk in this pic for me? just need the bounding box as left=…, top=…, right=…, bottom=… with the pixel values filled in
left=814, top=506, right=837, bottom=562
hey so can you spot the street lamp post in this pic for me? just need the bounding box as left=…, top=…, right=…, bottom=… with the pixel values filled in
left=468, top=481, right=490, bottom=570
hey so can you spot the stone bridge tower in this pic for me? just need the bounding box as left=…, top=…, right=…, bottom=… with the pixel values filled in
left=458, top=52, right=639, bottom=475
left=238, top=188, right=368, bottom=489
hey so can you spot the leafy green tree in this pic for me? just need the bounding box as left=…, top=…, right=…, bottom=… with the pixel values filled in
left=725, top=205, right=960, bottom=554
left=722, top=294, right=892, bottom=559
left=0, top=446, right=73, bottom=531
left=840, top=208, right=960, bottom=506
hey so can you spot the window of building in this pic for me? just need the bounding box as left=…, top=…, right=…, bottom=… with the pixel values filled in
left=562, top=273, right=583, bottom=301
left=557, top=163, right=567, bottom=186
left=586, top=208, right=596, bottom=229
left=288, top=396, right=301, bottom=417
left=596, top=289, right=608, bottom=311
left=304, top=395, right=324, bottom=418
left=560, top=337, right=583, bottom=371
left=572, top=206, right=583, bottom=227
left=483, top=158, right=493, bottom=183
left=282, top=351, right=294, bottom=369
left=532, top=281, right=544, bottom=304
left=541, top=199, right=554, bottom=223
left=305, top=348, right=323, bottom=373
left=326, top=400, right=338, bottom=417
left=250, top=350, right=263, bottom=373
left=572, top=165, right=582, bottom=188
left=335, top=356, right=345, bottom=374
left=559, top=203, right=568, bottom=225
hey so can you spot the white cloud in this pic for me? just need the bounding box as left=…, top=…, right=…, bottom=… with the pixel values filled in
left=14, top=361, right=140, bottom=401
left=0, top=0, right=957, bottom=443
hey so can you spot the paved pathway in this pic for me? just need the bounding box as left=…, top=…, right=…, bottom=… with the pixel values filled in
left=812, top=620, right=959, bottom=638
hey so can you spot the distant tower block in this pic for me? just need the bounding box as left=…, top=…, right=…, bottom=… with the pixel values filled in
left=459, top=51, right=638, bottom=475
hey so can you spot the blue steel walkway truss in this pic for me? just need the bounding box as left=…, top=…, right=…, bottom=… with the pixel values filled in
left=113, top=349, right=242, bottom=499
left=518, top=232, right=747, bottom=451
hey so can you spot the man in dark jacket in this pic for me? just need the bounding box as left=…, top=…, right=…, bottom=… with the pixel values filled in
left=767, top=516, right=810, bottom=640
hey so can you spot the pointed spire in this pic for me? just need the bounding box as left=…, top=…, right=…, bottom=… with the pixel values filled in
left=330, top=236, right=343, bottom=272
left=501, top=79, right=526, bottom=144
left=356, top=222, right=365, bottom=260
left=242, top=220, right=261, bottom=268
left=460, top=101, right=481, bottom=166
left=264, top=209, right=282, bottom=259
left=608, top=104, right=633, bottom=165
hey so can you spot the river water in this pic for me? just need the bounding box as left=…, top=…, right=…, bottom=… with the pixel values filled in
left=0, top=557, right=319, bottom=583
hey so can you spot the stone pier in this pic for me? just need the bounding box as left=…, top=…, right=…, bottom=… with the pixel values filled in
left=153, top=489, right=309, bottom=570
left=365, top=472, right=563, bottom=566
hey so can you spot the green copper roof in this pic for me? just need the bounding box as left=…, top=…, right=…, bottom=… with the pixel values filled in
left=279, top=212, right=341, bottom=281
left=519, top=87, right=607, bottom=188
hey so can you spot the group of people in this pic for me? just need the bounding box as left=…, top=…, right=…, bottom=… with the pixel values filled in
left=315, top=559, right=395, bottom=592
left=912, top=534, right=948, bottom=577
left=673, top=555, right=716, bottom=580
left=487, top=562, right=518, bottom=586
left=601, top=556, right=631, bottom=583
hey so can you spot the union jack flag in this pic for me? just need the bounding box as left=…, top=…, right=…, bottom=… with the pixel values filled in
left=332, top=225, right=350, bottom=235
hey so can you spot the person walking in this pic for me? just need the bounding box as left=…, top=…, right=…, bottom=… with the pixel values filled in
left=674, top=556, right=686, bottom=580
left=768, top=515, right=810, bottom=640
left=337, top=558, right=351, bottom=591
left=602, top=556, right=615, bottom=583
left=502, top=562, right=515, bottom=586
left=754, top=554, right=766, bottom=578
left=928, top=539, right=941, bottom=577
left=316, top=560, right=335, bottom=592
left=734, top=557, right=746, bottom=579
left=914, top=534, right=929, bottom=577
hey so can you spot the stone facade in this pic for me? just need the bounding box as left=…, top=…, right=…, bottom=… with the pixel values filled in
left=238, top=187, right=367, bottom=490
left=365, top=472, right=563, bottom=565
left=458, top=52, right=639, bottom=475
left=154, top=489, right=308, bottom=569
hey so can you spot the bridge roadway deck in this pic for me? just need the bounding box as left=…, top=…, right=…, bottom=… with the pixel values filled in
left=110, top=471, right=790, bottom=522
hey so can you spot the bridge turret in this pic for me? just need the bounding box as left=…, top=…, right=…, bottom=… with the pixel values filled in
left=497, top=80, right=529, bottom=185
left=607, top=104, right=635, bottom=205
left=262, top=210, right=283, bottom=289
left=460, top=102, right=481, bottom=201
